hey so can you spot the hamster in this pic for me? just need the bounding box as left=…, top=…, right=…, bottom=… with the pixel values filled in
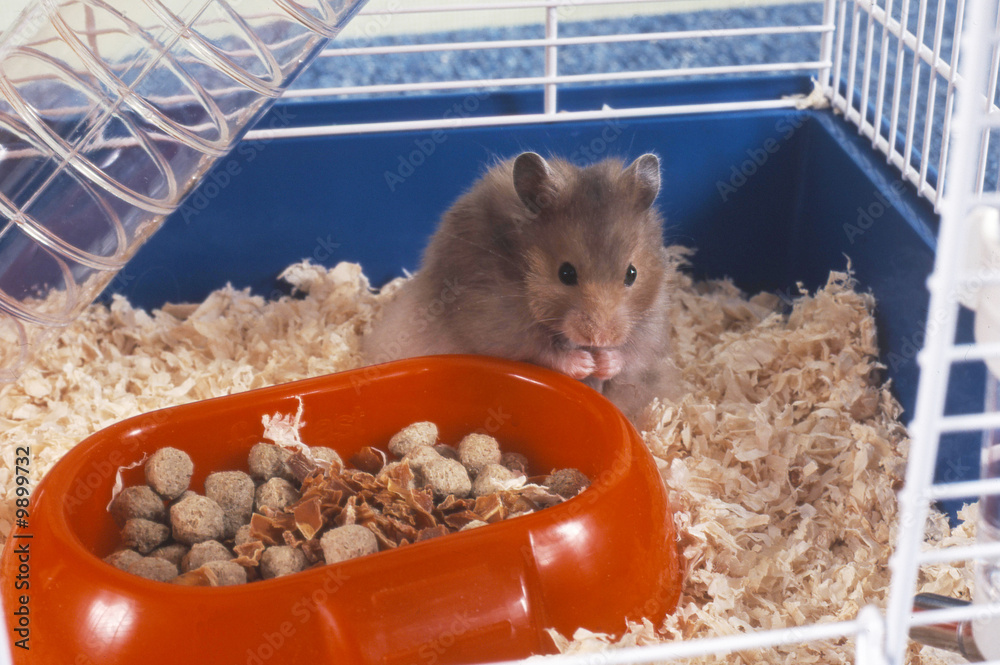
left=362, top=151, right=678, bottom=422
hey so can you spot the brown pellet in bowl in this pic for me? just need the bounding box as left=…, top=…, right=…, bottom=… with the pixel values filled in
left=110, top=485, right=166, bottom=525
left=121, top=518, right=170, bottom=554
left=145, top=447, right=194, bottom=500
left=205, top=471, right=254, bottom=539
left=170, top=495, right=225, bottom=545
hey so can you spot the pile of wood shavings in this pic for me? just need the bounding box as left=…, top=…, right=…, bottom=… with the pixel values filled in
left=0, top=260, right=376, bottom=526
left=0, top=258, right=975, bottom=663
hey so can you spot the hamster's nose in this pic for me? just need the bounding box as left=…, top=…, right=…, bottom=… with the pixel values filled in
left=564, top=292, right=627, bottom=347
left=575, top=313, right=625, bottom=348
left=590, top=329, right=624, bottom=348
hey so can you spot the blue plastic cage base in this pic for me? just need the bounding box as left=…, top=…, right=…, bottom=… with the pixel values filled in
left=107, top=75, right=978, bottom=515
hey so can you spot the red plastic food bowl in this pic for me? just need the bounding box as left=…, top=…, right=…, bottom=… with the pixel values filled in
left=1, top=355, right=681, bottom=665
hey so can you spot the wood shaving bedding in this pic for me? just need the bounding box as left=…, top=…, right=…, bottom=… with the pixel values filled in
left=0, top=258, right=975, bottom=663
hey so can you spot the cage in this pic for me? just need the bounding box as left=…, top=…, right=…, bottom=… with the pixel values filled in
left=1, top=0, right=999, bottom=663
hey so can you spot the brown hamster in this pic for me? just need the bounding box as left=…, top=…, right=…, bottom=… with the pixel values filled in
left=362, top=151, right=678, bottom=421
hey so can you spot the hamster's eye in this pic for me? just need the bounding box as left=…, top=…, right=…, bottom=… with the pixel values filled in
left=558, top=262, right=578, bottom=286
left=624, top=263, right=637, bottom=286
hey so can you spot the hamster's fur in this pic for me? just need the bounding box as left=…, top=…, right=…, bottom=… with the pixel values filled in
left=363, top=152, right=678, bottom=421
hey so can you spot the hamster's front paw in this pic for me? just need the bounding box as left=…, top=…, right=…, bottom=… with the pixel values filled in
left=592, top=348, right=624, bottom=380
left=554, top=348, right=596, bottom=379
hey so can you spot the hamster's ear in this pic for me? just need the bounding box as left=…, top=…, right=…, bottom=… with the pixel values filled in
left=625, top=153, right=661, bottom=210
left=512, top=152, right=556, bottom=213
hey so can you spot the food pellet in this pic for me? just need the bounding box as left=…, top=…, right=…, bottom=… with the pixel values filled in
left=144, top=447, right=194, bottom=500
left=202, top=559, right=248, bottom=586
left=110, top=485, right=166, bottom=525
left=233, top=524, right=253, bottom=547
left=205, top=471, right=254, bottom=539
left=260, top=546, right=307, bottom=579
left=182, top=540, right=233, bottom=573
left=544, top=468, right=591, bottom=498
left=121, top=518, right=171, bottom=554
left=434, top=444, right=460, bottom=461
left=320, top=524, right=378, bottom=564
left=420, top=458, right=472, bottom=499
left=310, top=446, right=343, bottom=470
left=402, top=445, right=441, bottom=472
left=458, top=433, right=502, bottom=477
left=255, top=477, right=300, bottom=512
left=149, top=543, right=188, bottom=567
left=472, top=463, right=517, bottom=498
left=388, top=421, right=437, bottom=457
left=170, top=495, right=226, bottom=545
left=104, top=549, right=143, bottom=571
left=126, top=556, right=179, bottom=582
left=248, top=442, right=293, bottom=482
left=501, top=452, right=529, bottom=475
left=171, top=490, right=197, bottom=506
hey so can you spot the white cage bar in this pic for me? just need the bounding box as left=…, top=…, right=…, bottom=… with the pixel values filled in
left=884, top=0, right=1000, bottom=663
left=248, top=0, right=836, bottom=138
